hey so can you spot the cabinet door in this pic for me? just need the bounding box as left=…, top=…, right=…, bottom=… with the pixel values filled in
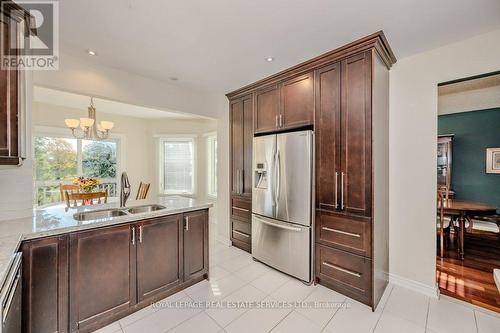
left=136, top=215, right=182, bottom=302
left=281, top=72, right=314, bottom=129
left=183, top=210, right=209, bottom=281
left=340, top=52, right=372, bottom=217
left=22, top=236, right=69, bottom=333
left=0, top=13, right=20, bottom=165
left=230, top=99, right=244, bottom=195
left=69, top=225, right=136, bottom=331
left=315, top=63, right=341, bottom=211
left=254, top=85, right=280, bottom=134
left=242, top=95, right=253, bottom=196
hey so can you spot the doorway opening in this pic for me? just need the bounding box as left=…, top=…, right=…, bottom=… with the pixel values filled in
left=436, top=72, right=500, bottom=312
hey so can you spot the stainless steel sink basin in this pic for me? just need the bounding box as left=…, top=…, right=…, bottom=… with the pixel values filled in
left=126, top=204, right=166, bottom=214
left=73, top=209, right=128, bottom=221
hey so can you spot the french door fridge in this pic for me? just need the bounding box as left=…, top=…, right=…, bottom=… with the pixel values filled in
left=252, top=130, right=313, bottom=282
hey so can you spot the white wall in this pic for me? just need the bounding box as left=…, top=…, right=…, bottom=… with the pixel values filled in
left=389, top=28, right=500, bottom=292
left=438, top=84, right=500, bottom=115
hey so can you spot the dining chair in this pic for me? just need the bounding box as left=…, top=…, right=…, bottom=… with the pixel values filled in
left=59, top=184, right=80, bottom=202
left=437, top=185, right=452, bottom=257
left=65, top=191, right=108, bottom=208
left=135, top=182, right=150, bottom=200
left=470, top=214, right=500, bottom=239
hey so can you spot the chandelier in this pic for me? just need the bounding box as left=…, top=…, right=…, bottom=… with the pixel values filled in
left=64, top=97, right=114, bottom=140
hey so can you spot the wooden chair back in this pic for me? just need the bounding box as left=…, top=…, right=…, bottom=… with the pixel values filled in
left=60, top=184, right=80, bottom=202
left=437, top=185, right=451, bottom=257
left=136, top=182, right=150, bottom=200
left=66, top=191, right=108, bottom=208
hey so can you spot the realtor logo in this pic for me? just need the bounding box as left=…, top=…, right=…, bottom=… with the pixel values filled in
left=1, top=0, right=59, bottom=70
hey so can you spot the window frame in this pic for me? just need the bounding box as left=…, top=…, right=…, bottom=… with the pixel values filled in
left=157, top=135, right=197, bottom=197
left=33, top=126, right=124, bottom=206
left=206, top=133, right=217, bottom=199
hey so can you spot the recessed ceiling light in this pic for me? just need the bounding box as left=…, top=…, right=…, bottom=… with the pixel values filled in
left=169, top=77, right=178, bottom=81
left=265, top=57, right=274, bottom=62
left=88, top=50, right=97, bottom=56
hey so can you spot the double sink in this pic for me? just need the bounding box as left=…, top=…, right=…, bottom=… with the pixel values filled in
left=73, top=204, right=166, bottom=221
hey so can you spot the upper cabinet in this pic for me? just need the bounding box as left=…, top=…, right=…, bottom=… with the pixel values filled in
left=254, top=84, right=280, bottom=134
left=230, top=94, right=253, bottom=197
left=280, top=72, right=314, bottom=129
left=0, top=6, right=26, bottom=165
left=253, top=72, right=314, bottom=134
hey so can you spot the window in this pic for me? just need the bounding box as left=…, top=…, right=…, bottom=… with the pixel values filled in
left=160, top=137, right=195, bottom=195
left=34, top=133, right=120, bottom=206
left=207, top=135, right=217, bottom=198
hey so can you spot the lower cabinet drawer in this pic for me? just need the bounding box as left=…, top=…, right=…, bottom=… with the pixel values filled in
left=315, top=244, right=372, bottom=305
left=232, top=220, right=251, bottom=244
left=316, top=211, right=371, bottom=257
left=231, top=197, right=251, bottom=221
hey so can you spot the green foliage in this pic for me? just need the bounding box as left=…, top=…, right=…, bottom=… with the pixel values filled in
left=34, top=137, right=77, bottom=181
left=82, top=141, right=117, bottom=178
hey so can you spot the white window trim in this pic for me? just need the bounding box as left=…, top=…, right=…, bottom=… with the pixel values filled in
left=33, top=126, right=125, bottom=204
left=205, top=132, right=217, bottom=199
left=157, top=135, right=197, bottom=197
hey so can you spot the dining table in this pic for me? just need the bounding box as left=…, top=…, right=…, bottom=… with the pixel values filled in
left=439, top=199, right=497, bottom=259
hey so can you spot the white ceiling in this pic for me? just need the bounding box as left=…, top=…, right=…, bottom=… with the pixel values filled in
left=33, top=86, right=205, bottom=119
left=58, top=0, right=500, bottom=93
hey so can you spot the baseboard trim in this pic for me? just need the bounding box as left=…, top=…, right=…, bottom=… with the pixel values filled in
left=388, top=273, right=439, bottom=299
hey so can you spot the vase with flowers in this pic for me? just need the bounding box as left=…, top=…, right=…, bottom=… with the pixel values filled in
left=73, top=176, right=101, bottom=193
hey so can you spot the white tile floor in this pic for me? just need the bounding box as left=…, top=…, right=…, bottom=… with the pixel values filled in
left=95, top=241, right=500, bottom=333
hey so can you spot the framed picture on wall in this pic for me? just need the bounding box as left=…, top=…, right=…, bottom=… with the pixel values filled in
left=486, top=148, right=500, bottom=174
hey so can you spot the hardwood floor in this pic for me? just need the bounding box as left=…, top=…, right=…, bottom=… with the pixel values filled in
left=436, top=230, right=500, bottom=313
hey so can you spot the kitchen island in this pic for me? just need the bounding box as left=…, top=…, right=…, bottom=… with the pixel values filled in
left=0, top=196, right=211, bottom=333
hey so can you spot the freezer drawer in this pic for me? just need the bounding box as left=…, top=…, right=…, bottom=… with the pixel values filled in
left=1, top=253, right=22, bottom=333
left=252, top=214, right=311, bottom=282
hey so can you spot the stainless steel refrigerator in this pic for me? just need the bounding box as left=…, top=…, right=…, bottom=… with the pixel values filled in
left=252, top=130, right=313, bottom=282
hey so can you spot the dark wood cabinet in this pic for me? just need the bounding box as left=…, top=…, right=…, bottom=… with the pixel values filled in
left=226, top=31, right=395, bottom=309
left=316, top=62, right=341, bottom=212
left=69, top=225, right=136, bottom=332
left=280, top=72, right=314, bottom=129
left=341, top=52, right=372, bottom=217
left=437, top=135, right=453, bottom=189
left=0, top=5, right=26, bottom=165
left=22, top=236, right=69, bottom=333
left=183, top=210, right=209, bottom=281
left=136, top=215, right=183, bottom=302
left=230, top=94, right=253, bottom=197
left=254, top=85, right=280, bottom=134
left=20, top=209, right=210, bottom=333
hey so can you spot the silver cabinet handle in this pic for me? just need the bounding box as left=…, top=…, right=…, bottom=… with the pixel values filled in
left=139, top=225, right=143, bottom=243
left=322, top=261, right=361, bottom=278
left=340, top=172, right=345, bottom=210
left=185, top=216, right=189, bottom=231
left=335, top=172, right=339, bottom=209
left=240, top=169, right=244, bottom=194
left=233, top=230, right=250, bottom=238
left=275, top=115, right=278, bottom=128
left=322, top=226, right=360, bottom=238
left=131, top=226, right=136, bottom=245
left=279, top=114, right=283, bottom=128
left=233, top=206, right=250, bottom=212
left=235, top=170, right=239, bottom=194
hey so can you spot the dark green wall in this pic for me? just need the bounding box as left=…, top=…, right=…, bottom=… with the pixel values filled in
left=438, top=108, right=500, bottom=211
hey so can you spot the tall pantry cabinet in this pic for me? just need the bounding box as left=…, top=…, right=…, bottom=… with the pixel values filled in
left=227, top=32, right=395, bottom=309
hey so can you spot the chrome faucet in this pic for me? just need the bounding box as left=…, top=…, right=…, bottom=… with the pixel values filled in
left=120, top=172, right=131, bottom=207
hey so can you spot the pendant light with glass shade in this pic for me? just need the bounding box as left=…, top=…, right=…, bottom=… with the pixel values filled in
left=64, top=97, right=114, bottom=140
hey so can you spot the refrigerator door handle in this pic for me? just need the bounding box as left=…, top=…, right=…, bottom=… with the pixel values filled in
left=254, top=215, right=302, bottom=232
left=275, top=149, right=281, bottom=214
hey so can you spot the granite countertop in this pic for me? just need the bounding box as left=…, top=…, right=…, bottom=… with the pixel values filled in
left=0, top=196, right=212, bottom=291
